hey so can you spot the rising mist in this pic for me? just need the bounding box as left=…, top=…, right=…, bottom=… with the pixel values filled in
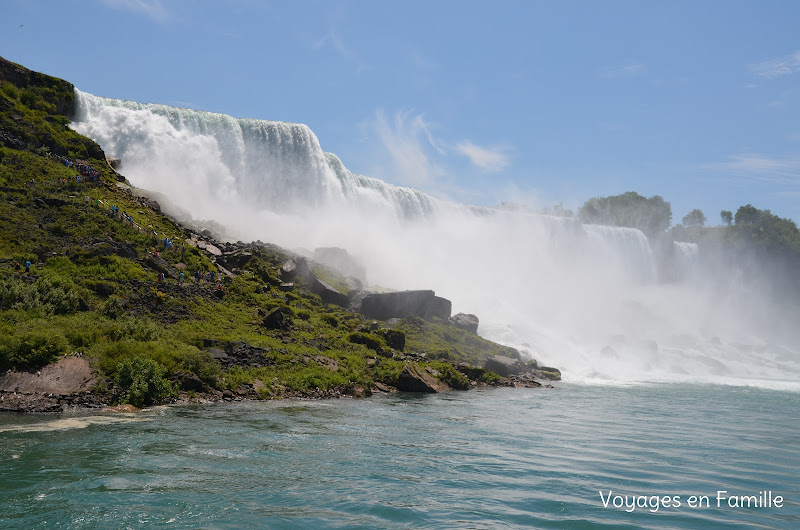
left=71, top=90, right=800, bottom=388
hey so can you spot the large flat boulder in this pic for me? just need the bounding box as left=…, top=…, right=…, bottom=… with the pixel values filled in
left=0, top=356, right=96, bottom=395
left=355, top=290, right=451, bottom=321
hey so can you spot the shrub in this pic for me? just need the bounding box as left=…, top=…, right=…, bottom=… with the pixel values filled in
left=99, top=295, right=126, bottom=319
left=114, top=355, right=175, bottom=407
left=0, top=330, right=69, bottom=370
left=348, top=332, right=384, bottom=353
left=429, top=362, right=470, bottom=390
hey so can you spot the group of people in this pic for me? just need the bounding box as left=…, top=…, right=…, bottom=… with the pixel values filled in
left=13, top=260, right=32, bottom=273
left=52, top=154, right=102, bottom=181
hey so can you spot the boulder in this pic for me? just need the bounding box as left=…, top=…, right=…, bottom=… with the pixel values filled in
left=533, top=366, right=562, bottom=381
left=307, top=275, right=348, bottom=307
left=280, top=257, right=310, bottom=282
left=450, top=313, right=479, bottom=334
left=395, top=363, right=449, bottom=393
left=262, top=307, right=290, bottom=330
left=145, top=254, right=176, bottom=278
left=355, top=290, right=452, bottom=321
left=483, top=354, right=525, bottom=377
left=172, top=371, right=206, bottom=392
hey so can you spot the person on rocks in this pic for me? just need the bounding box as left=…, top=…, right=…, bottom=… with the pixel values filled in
left=25, top=260, right=31, bottom=273
left=14, top=261, right=20, bottom=272
left=179, top=271, right=184, bottom=285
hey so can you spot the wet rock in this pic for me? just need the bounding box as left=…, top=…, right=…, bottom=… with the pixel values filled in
left=534, top=366, right=562, bottom=381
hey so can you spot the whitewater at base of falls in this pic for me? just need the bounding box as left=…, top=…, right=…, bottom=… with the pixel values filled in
left=70, top=90, right=800, bottom=390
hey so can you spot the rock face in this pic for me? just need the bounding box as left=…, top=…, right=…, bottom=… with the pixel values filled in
left=0, top=356, right=96, bottom=395
left=355, top=290, right=452, bottom=321
left=395, top=363, right=449, bottom=393
left=206, top=341, right=274, bottom=369
left=0, top=55, right=76, bottom=117
left=450, top=313, right=479, bottom=334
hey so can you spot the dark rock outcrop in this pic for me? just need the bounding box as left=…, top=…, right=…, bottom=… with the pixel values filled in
left=206, top=341, right=274, bottom=368
left=395, top=363, right=449, bottom=393
left=307, top=275, right=348, bottom=307
left=262, top=307, right=290, bottom=330
left=354, top=290, right=452, bottom=321
left=0, top=55, right=75, bottom=116
left=450, top=313, right=479, bottom=334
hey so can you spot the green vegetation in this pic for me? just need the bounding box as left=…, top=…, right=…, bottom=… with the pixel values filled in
left=114, top=355, right=176, bottom=407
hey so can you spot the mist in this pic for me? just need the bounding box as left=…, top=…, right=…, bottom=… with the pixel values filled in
left=71, top=90, right=800, bottom=389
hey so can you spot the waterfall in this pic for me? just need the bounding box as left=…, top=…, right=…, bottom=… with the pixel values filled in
left=70, top=89, right=800, bottom=388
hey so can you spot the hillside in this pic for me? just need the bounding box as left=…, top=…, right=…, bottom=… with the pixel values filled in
left=0, top=57, right=557, bottom=412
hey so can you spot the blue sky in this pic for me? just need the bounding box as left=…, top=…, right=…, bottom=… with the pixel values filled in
left=3, top=0, right=800, bottom=224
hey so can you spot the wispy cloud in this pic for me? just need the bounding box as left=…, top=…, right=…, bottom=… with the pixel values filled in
left=456, top=141, right=511, bottom=172
left=373, top=109, right=445, bottom=187
left=753, top=50, right=800, bottom=79
left=600, top=63, right=645, bottom=79
left=313, top=28, right=366, bottom=72
left=703, top=155, right=800, bottom=184
left=100, top=0, right=169, bottom=23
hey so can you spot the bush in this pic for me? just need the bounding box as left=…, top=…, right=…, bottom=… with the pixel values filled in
left=0, top=330, right=69, bottom=370
left=114, top=355, right=175, bottom=407
left=0, top=277, right=78, bottom=314
left=429, top=362, right=470, bottom=390
left=99, top=295, right=126, bottom=319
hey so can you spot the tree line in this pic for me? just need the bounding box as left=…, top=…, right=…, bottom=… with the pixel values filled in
left=571, top=191, right=800, bottom=293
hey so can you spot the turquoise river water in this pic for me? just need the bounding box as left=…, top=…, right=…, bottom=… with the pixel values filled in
left=1, top=383, right=798, bottom=528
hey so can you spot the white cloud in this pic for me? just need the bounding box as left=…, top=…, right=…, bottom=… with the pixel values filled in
left=373, top=109, right=445, bottom=187
left=600, top=63, right=645, bottom=79
left=313, top=28, right=366, bottom=72
left=456, top=141, right=511, bottom=173
left=703, top=155, right=800, bottom=184
left=100, top=0, right=169, bottom=23
left=753, top=50, right=800, bottom=79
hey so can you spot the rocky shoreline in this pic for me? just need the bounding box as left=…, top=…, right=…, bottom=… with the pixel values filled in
left=0, top=354, right=555, bottom=414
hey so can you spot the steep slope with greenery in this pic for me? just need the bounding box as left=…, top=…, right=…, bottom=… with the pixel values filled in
left=0, top=57, right=545, bottom=410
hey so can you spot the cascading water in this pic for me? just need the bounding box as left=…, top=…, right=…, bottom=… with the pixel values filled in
left=71, top=90, right=800, bottom=388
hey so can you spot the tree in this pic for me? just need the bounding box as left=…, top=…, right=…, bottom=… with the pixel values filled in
left=682, top=209, right=706, bottom=228
left=578, top=191, right=672, bottom=237
left=720, top=210, right=733, bottom=226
